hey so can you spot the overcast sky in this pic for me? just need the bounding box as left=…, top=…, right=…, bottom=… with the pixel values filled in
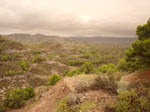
left=0, top=0, right=150, bottom=37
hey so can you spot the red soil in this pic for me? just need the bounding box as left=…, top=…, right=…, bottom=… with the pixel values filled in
left=121, top=69, right=150, bottom=83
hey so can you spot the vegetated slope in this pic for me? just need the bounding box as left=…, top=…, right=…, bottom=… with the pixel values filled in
left=0, top=35, right=139, bottom=112
left=0, top=35, right=69, bottom=102
left=3, top=33, right=64, bottom=44
left=0, top=35, right=25, bottom=50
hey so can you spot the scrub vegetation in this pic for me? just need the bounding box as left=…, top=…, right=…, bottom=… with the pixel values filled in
left=0, top=18, right=150, bottom=112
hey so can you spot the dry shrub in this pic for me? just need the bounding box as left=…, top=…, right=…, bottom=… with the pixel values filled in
left=117, top=81, right=128, bottom=94
left=75, top=80, right=89, bottom=93
left=75, top=74, right=118, bottom=94
left=91, top=75, right=118, bottom=95
left=127, top=80, right=150, bottom=90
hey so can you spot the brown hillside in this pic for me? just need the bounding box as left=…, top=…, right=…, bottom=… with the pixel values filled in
left=0, top=35, right=25, bottom=50
left=121, top=69, right=150, bottom=83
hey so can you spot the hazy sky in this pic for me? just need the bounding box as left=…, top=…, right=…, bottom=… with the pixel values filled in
left=0, top=0, right=150, bottom=37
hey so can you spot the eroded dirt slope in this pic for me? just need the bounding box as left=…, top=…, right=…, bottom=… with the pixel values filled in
left=121, top=69, right=150, bottom=83
left=11, top=75, right=116, bottom=112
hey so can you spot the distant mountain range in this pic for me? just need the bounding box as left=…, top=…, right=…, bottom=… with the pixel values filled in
left=3, top=33, right=63, bottom=44
left=65, top=36, right=138, bottom=44
left=2, top=33, right=137, bottom=44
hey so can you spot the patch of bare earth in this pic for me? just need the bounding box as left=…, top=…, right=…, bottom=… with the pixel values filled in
left=121, top=69, right=150, bottom=83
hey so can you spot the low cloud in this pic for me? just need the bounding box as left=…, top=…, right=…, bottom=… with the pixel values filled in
left=0, top=0, right=150, bottom=36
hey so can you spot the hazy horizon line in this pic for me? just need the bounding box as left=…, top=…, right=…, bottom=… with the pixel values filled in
left=1, top=33, right=138, bottom=38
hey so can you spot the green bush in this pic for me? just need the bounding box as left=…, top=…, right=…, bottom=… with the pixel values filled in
left=24, top=86, right=35, bottom=99
left=80, top=62, right=94, bottom=74
left=15, top=70, right=26, bottom=74
left=49, top=53, right=53, bottom=61
left=0, top=46, right=2, bottom=53
left=32, top=54, right=46, bottom=63
left=14, top=53, right=24, bottom=58
left=68, top=60, right=86, bottom=66
left=91, top=58, right=105, bottom=64
left=19, top=60, right=29, bottom=71
left=4, top=87, right=35, bottom=108
left=5, top=70, right=16, bottom=76
left=64, top=69, right=70, bottom=76
left=33, top=50, right=44, bottom=54
left=47, top=74, right=62, bottom=86
left=5, top=70, right=25, bottom=76
left=97, top=63, right=117, bottom=73
left=32, top=55, right=40, bottom=63
left=14, top=53, right=19, bottom=58
left=65, top=69, right=81, bottom=77
left=0, top=104, right=6, bottom=112
left=119, top=49, right=142, bottom=72
left=1, top=54, right=10, bottom=62
left=78, top=54, right=90, bottom=59
left=60, top=53, right=68, bottom=57
left=118, top=56, right=141, bottom=72
left=106, top=55, right=113, bottom=59
left=117, top=58, right=128, bottom=71
left=4, top=89, right=27, bottom=108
